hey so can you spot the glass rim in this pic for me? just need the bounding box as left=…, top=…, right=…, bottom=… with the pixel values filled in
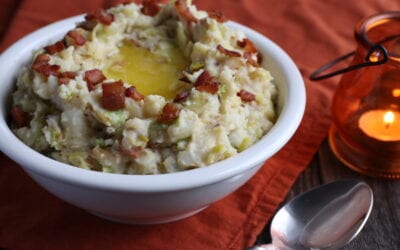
left=355, top=11, right=400, bottom=61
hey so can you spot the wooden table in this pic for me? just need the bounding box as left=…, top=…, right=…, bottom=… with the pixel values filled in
left=254, top=139, right=400, bottom=249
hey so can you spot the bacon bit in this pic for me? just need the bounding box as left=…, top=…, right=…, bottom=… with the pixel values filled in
left=58, top=78, right=69, bottom=85
left=238, top=39, right=262, bottom=66
left=157, top=102, right=180, bottom=123
left=194, top=70, right=219, bottom=94
left=237, top=89, right=256, bottom=102
left=10, top=106, right=27, bottom=128
left=125, top=86, right=144, bottom=101
left=49, top=65, right=61, bottom=76
left=141, top=0, right=160, bottom=16
left=44, top=41, right=65, bottom=55
left=174, top=90, right=190, bottom=102
left=40, top=65, right=61, bottom=77
left=79, top=20, right=98, bottom=31
left=60, top=71, right=77, bottom=79
left=32, top=54, right=60, bottom=77
left=85, top=9, right=115, bottom=26
left=58, top=71, right=78, bottom=85
left=102, top=81, right=126, bottom=110
left=244, top=52, right=260, bottom=67
left=120, top=146, right=142, bottom=158
left=67, top=30, right=87, bottom=46
left=84, top=69, right=106, bottom=91
left=207, top=10, right=227, bottom=23
left=217, top=44, right=241, bottom=57
left=32, top=54, right=50, bottom=69
left=237, top=38, right=258, bottom=54
left=175, top=0, right=197, bottom=23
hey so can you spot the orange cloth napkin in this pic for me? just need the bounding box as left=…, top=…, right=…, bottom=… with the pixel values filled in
left=1, top=1, right=399, bottom=249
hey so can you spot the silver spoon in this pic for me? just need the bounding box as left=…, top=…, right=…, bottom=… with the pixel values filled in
left=247, top=179, right=374, bottom=250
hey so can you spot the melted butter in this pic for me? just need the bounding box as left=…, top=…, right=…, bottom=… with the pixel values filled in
left=105, top=43, right=188, bottom=99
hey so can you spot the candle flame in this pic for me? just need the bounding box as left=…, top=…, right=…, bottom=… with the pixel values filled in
left=384, top=111, right=395, bottom=127
left=393, top=88, right=400, bottom=97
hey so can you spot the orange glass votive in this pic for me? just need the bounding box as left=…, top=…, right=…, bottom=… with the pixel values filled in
left=329, top=12, right=400, bottom=179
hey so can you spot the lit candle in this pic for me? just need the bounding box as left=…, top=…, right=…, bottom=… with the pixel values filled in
left=392, top=88, right=400, bottom=97
left=359, top=110, right=400, bottom=141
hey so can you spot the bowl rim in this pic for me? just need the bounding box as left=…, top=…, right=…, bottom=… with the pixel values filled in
left=0, top=15, right=306, bottom=192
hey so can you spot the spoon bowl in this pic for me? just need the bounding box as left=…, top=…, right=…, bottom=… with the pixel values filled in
left=248, top=179, right=373, bottom=250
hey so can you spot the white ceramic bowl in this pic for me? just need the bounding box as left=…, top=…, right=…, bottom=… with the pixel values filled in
left=0, top=15, right=305, bottom=224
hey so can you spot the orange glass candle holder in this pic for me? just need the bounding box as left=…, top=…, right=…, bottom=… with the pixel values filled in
left=312, top=12, right=400, bottom=179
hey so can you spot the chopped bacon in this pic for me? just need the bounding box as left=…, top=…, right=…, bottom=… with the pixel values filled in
left=44, top=41, right=65, bottom=55
left=10, top=106, right=27, bottom=128
left=207, top=10, right=227, bottom=23
left=244, top=52, right=260, bottom=67
left=125, top=86, right=144, bottom=101
left=60, top=71, right=78, bottom=79
left=237, top=38, right=258, bottom=54
left=39, top=65, right=61, bottom=77
left=85, top=9, right=115, bottom=25
left=102, top=80, right=126, bottom=110
left=84, top=69, right=106, bottom=91
left=175, top=0, right=197, bottom=23
left=120, top=145, right=142, bottom=158
left=157, top=102, right=180, bottom=123
left=32, top=54, right=50, bottom=68
left=238, top=39, right=262, bottom=66
left=79, top=20, right=98, bottom=31
left=67, top=30, right=87, bottom=46
left=58, top=71, right=78, bottom=85
left=237, top=89, right=256, bottom=102
left=32, top=54, right=60, bottom=77
left=174, top=90, right=190, bottom=102
left=217, top=45, right=241, bottom=57
left=194, top=70, right=219, bottom=94
left=141, top=0, right=160, bottom=16
left=196, top=70, right=212, bottom=84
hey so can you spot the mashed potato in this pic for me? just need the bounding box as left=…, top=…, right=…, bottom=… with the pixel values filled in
left=10, top=0, right=278, bottom=174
